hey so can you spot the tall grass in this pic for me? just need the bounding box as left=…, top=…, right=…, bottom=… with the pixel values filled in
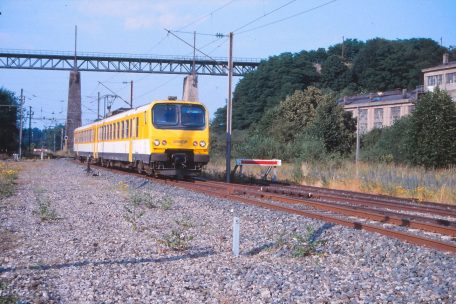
left=0, top=162, right=19, bottom=200
left=205, top=157, right=456, bottom=204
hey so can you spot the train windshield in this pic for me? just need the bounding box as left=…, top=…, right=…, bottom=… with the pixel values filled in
left=153, top=104, right=206, bottom=130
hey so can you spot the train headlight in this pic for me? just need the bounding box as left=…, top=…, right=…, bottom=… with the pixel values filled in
left=162, top=140, right=167, bottom=146
left=193, top=141, right=198, bottom=146
left=154, top=139, right=160, bottom=146
left=199, top=140, right=206, bottom=147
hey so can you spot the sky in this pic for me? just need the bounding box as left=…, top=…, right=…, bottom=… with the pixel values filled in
left=1, top=0, right=455, bottom=129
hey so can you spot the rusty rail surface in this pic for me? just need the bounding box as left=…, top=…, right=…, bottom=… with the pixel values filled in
left=78, top=162, right=456, bottom=253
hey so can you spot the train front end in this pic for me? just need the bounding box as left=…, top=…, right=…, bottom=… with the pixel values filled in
left=149, top=99, right=210, bottom=177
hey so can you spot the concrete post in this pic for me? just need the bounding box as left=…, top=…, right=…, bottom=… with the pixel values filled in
left=66, top=70, right=81, bottom=151
left=182, top=75, right=198, bottom=101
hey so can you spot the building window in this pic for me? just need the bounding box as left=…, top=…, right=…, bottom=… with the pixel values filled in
left=390, top=107, right=401, bottom=124
left=428, top=74, right=443, bottom=86
left=447, top=72, right=456, bottom=84
left=358, top=109, right=368, bottom=134
left=374, top=108, right=383, bottom=129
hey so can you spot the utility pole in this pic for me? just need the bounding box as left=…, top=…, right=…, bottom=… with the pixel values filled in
left=130, top=80, right=133, bottom=108
left=19, top=89, right=24, bottom=159
left=28, top=106, right=33, bottom=152
left=341, top=36, right=345, bottom=60
left=61, top=128, right=64, bottom=150
left=226, top=32, right=234, bottom=183
left=355, top=107, right=360, bottom=177
left=97, top=91, right=100, bottom=119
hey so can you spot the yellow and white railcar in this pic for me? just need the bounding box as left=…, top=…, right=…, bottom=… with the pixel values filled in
left=74, top=98, right=210, bottom=176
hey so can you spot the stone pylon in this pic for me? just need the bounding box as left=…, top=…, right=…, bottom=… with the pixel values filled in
left=65, top=70, right=81, bottom=151
left=182, top=74, right=199, bottom=101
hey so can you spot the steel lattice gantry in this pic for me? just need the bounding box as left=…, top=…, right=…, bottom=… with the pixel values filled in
left=0, top=49, right=261, bottom=76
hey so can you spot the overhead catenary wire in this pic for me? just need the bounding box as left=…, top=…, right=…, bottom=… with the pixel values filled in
left=236, top=0, right=338, bottom=35
left=177, top=0, right=236, bottom=31
left=233, top=0, right=297, bottom=33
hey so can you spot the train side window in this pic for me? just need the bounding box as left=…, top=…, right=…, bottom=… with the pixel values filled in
left=136, top=117, right=139, bottom=137
left=129, top=119, right=132, bottom=138
left=121, top=121, right=124, bottom=139
left=126, top=120, right=130, bottom=138
left=109, top=125, right=112, bottom=140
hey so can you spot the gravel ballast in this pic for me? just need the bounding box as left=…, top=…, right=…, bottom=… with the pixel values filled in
left=1, top=159, right=455, bottom=303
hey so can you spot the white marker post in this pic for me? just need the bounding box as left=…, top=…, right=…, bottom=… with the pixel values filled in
left=232, top=217, right=240, bottom=257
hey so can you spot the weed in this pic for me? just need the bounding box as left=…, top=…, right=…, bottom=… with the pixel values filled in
left=33, top=190, right=58, bottom=222
left=37, top=200, right=58, bottom=222
left=130, top=192, right=156, bottom=209
left=0, top=163, right=18, bottom=200
left=158, top=196, right=174, bottom=210
left=0, top=281, right=18, bottom=304
left=272, top=226, right=326, bottom=258
left=123, top=197, right=145, bottom=231
left=158, top=219, right=194, bottom=251
left=175, top=216, right=194, bottom=229
left=116, top=181, right=129, bottom=192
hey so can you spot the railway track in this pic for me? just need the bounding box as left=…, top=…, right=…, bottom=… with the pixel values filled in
left=79, top=161, right=456, bottom=253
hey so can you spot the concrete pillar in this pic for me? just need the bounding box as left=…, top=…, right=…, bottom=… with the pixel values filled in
left=182, top=74, right=199, bottom=101
left=66, top=70, right=81, bottom=151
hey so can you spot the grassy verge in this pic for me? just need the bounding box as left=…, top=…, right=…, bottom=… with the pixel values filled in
left=205, top=157, right=456, bottom=204
left=0, top=162, right=19, bottom=200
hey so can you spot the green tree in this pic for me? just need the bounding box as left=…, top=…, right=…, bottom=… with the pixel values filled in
left=0, top=88, right=19, bottom=154
left=353, top=38, right=445, bottom=91
left=321, top=55, right=352, bottom=91
left=232, top=52, right=320, bottom=129
left=308, top=97, right=356, bottom=155
left=407, top=89, right=456, bottom=168
left=254, top=87, right=325, bottom=143
left=360, top=117, right=412, bottom=164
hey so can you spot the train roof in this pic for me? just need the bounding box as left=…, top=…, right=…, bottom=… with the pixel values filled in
left=75, top=99, right=206, bottom=132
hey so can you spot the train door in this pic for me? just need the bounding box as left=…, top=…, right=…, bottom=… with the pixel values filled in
left=92, top=127, right=97, bottom=158
left=129, top=118, right=133, bottom=162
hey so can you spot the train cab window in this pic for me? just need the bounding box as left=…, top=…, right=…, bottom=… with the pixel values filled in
left=153, top=104, right=178, bottom=127
left=152, top=103, right=205, bottom=130
left=181, top=105, right=205, bottom=128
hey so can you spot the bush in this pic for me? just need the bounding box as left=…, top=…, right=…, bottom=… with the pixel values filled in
left=233, top=134, right=287, bottom=159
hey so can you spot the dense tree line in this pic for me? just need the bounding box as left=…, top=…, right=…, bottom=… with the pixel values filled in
left=210, top=37, right=456, bottom=168
left=0, top=88, right=19, bottom=154
left=213, top=38, right=450, bottom=131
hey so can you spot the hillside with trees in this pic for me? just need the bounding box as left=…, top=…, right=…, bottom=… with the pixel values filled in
left=213, top=38, right=450, bottom=131
left=210, top=37, right=456, bottom=169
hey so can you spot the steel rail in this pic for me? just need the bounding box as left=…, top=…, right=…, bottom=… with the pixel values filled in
left=233, top=188, right=456, bottom=237
left=261, top=186, right=456, bottom=218
left=158, top=179, right=456, bottom=253
left=282, top=184, right=456, bottom=212
left=76, top=162, right=456, bottom=253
